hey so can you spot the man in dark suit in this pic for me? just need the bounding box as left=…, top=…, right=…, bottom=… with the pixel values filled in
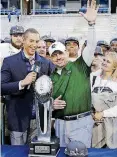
left=1, top=28, right=55, bottom=145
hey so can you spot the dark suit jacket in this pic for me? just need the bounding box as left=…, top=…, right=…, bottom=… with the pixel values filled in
left=1, top=51, right=55, bottom=132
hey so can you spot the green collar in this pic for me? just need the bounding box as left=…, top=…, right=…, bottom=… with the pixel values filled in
left=64, top=61, right=72, bottom=71
left=55, top=61, right=72, bottom=73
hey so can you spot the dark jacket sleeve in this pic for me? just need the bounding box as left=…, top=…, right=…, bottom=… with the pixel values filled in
left=48, top=60, right=56, bottom=76
left=1, top=58, right=20, bottom=95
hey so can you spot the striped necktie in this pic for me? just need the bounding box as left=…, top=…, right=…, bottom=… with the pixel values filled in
left=29, top=57, right=35, bottom=65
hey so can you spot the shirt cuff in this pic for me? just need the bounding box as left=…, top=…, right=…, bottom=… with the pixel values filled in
left=19, top=81, right=24, bottom=90
left=103, top=110, right=114, bottom=118
left=88, top=25, right=95, bottom=29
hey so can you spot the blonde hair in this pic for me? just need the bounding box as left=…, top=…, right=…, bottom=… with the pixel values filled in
left=106, top=51, right=117, bottom=81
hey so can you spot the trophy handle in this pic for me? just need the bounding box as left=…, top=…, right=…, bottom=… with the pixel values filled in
left=35, top=95, right=53, bottom=143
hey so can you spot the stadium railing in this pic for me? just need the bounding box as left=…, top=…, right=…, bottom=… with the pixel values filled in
left=0, top=9, right=20, bottom=15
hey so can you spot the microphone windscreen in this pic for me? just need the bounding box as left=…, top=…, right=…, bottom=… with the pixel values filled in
left=34, top=61, right=41, bottom=66
left=34, top=61, right=41, bottom=73
left=30, top=64, right=35, bottom=71
left=27, top=61, right=41, bottom=89
left=30, top=61, right=41, bottom=73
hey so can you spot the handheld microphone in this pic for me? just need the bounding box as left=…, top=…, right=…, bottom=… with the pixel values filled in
left=31, top=61, right=41, bottom=73
left=27, top=61, right=41, bottom=89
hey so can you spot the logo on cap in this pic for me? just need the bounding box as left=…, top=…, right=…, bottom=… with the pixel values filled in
left=51, top=44, right=56, bottom=48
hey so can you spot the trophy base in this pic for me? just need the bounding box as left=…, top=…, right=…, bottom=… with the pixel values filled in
left=28, top=136, right=60, bottom=157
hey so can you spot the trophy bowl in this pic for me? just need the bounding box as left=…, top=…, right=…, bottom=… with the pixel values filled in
left=35, top=75, right=53, bottom=104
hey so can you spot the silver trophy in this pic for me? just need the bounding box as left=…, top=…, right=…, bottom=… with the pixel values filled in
left=29, top=75, right=60, bottom=157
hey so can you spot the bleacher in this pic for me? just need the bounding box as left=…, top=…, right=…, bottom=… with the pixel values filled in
left=31, top=8, right=65, bottom=14
left=1, top=14, right=117, bottom=43
left=79, top=6, right=109, bottom=13
left=0, top=5, right=110, bottom=15
left=0, top=8, right=65, bottom=15
left=0, top=9, right=20, bottom=15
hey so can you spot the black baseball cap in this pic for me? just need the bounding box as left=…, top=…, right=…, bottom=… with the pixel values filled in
left=41, top=35, right=56, bottom=43
left=65, top=37, right=79, bottom=46
left=10, top=25, right=24, bottom=35
left=97, top=40, right=110, bottom=49
left=110, top=38, right=117, bottom=45
left=94, top=46, right=103, bottom=56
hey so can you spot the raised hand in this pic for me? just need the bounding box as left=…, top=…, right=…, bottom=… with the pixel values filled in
left=79, top=0, right=99, bottom=23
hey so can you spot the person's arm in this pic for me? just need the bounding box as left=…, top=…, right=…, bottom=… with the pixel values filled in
left=82, top=25, right=96, bottom=66
left=79, top=0, right=98, bottom=66
left=94, top=106, right=117, bottom=120
left=1, top=58, right=20, bottom=95
left=1, top=58, right=37, bottom=95
left=103, top=106, right=117, bottom=117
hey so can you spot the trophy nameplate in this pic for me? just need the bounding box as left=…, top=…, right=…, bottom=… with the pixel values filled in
left=29, top=75, right=60, bottom=157
left=29, top=136, right=60, bottom=157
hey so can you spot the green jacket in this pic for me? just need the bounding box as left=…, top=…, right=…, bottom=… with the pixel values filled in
left=51, top=56, right=91, bottom=118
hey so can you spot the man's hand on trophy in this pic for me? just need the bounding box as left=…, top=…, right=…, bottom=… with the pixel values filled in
left=21, top=72, right=37, bottom=87
left=79, top=0, right=99, bottom=24
left=53, top=95, right=66, bottom=110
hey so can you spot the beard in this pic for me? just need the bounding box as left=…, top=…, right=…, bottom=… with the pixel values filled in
left=11, top=40, right=23, bottom=50
left=113, top=48, right=117, bottom=52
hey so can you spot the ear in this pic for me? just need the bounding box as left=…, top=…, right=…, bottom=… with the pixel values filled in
left=22, top=35, right=25, bottom=44
left=77, top=47, right=80, bottom=52
left=65, top=50, right=69, bottom=57
left=113, top=67, right=116, bottom=70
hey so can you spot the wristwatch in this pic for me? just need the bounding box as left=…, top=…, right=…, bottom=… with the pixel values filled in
left=88, top=21, right=95, bottom=26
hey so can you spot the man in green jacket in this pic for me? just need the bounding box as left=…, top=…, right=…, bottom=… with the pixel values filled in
left=49, top=0, right=98, bottom=148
